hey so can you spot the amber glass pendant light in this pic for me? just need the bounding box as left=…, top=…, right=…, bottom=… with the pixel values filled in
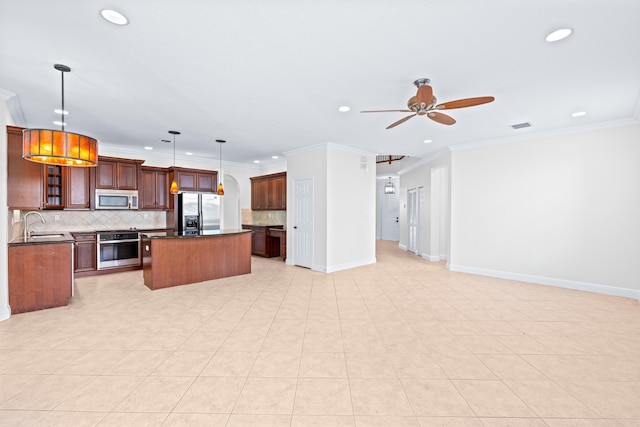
left=23, top=64, right=98, bottom=167
left=216, top=139, right=225, bottom=196
left=169, top=130, right=180, bottom=194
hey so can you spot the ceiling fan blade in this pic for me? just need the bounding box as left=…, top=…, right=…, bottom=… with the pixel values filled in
left=435, top=96, right=495, bottom=110
left=427, top=111, right=456, bottom=125
left=361, top=109, right=412, bottom=113
left=416, top=85, right=433, bottom=107
left=386, top=114, right=416, bottom=129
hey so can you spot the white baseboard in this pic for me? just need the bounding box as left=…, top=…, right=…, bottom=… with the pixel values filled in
left=0, top=305, right=10, bottom=321
left=448, top=264, right=640, bottom=300
left=321, top=258, right=377, bottom=273
left=421, top=253, right=440, bottom=262
left=398, top=243, right=407, bottom=251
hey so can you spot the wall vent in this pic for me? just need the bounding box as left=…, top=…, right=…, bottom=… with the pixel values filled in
left=511, top=122, right=532, bottom=129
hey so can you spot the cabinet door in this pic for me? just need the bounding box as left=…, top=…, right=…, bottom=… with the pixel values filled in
left=117, top=163, right=138, bottom=189
left=178, top=171, right=197, bottom=191
left=252, top=179, right=269, bottom=210
left=7, top=126, right=43, bottom=209
left=43, top=165, right=64, bottom=209
left=252, top=229, right=267, bottom=256
left=96, top=160, right=117, bottom=189
left=268, top=176, right=286, bottom=210
left=156, top=171, right=168, bottom=209
left=196, top=173, right=215, bottom=192
left=141, top=170, right=158, bottom=209
left=65, top=166, right=90, bottom=209
left=73, top=234, right=97, bottom=272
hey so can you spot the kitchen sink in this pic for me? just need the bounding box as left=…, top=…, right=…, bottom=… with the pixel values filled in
left=28, top=233, right=66, bottom=240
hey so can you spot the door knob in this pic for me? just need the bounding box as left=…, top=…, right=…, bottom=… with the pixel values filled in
left=293, top=226, right=298, bottom=229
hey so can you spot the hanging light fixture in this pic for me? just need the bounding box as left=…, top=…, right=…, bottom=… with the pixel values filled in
left=169, top=130, right=180, bottom=194
left=384, top=177, right=396, bottom=194
left=22, top=64, right=98, bottom=167
left=216, top=139, right=225, bottom=196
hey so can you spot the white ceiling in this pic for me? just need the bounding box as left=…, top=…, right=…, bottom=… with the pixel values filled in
left=1, top=1, right=639, bottom=167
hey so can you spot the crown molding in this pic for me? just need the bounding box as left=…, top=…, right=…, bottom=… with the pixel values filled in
left=397, top=147, right=451, bottom=176
left=284, top=141, right=377, bottom=158
left=0, top=90, right=26, bottom=127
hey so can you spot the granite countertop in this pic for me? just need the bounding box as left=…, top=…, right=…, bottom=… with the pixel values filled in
left=141, top=229, right=252, bottom=239
left=9, top=232, right=75, bottom=246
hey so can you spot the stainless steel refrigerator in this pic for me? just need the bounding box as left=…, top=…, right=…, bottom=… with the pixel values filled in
left=177, top=192, right=220, bottom=233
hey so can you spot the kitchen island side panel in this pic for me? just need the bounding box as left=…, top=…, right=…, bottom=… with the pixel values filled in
left=143, top=232, right=251, bottom=290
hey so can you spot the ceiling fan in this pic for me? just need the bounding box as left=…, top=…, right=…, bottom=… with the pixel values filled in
left=361, top=78, right=495, bottom=129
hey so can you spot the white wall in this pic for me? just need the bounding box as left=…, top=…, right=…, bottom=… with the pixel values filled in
left=449, top=124, right=640, bottom=298
left=326, top=146, right=376, bottom=271
left=286, top=145, right=327, bottom=269
left=286, top=143, right=376, bottom=273
left=1, top=95, right=14, bottom=320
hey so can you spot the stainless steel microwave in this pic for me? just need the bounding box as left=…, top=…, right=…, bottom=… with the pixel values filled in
left=95, top=189, right=138, bottom=210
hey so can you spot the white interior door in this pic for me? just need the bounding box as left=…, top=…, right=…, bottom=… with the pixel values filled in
left=293, top=178, right=313, bottom=268
left=381, top=182, right=399, bottom=241
left=407, top=188, right=418, bottom=254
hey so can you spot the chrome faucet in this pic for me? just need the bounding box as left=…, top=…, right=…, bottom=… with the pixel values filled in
left=23, top=211, right=46, bottom=240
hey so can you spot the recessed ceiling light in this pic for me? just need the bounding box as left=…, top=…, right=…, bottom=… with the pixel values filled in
left=545, top=28, right=573, bottom=42
left=54, top=109, right=68, bottom=115
left=423, top=139, right=432, bottom=144
left=100, top=9, right=129, bottom=26
left=144, top=146, right=153, bottom=150
left=338, top=106, right=350, bottom=112
left=185, top=152, right=193, bottom=156
left=254, top=160, right=260, bottom=164
left=571, top=111, right=586, bottom=117
left=272, top=155, right=279, bottom=159
left=53, top=120, right=66, bottom=126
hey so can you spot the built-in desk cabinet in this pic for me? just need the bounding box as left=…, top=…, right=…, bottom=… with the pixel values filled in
left=242, top=224, right=283, bottom=257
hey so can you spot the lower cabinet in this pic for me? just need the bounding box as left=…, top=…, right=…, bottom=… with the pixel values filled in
left=8, top=242, right=73, bottom=314
left=72, top=233, right=97, bottom=272
left=242, top=225, right=283, bottom=257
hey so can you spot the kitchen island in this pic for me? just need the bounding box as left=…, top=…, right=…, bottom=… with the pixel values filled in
left=141, top=229, right=252, bottom=290
left=8, top=232, right=75, bottom=314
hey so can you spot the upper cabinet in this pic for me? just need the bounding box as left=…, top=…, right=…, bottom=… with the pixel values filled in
left=7, top=126, right=90, bottom=210
left=96, top=156, right=143, bottom=190
left=250, top=172, right=286, bottom=210
left=169, top=167, right=217, bottom=193
left=7, top=126, right=43, bottom=210
left=140, top=167, right=168, bottom=210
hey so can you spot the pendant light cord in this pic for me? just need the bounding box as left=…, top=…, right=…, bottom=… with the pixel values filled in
left=60, top=69, right=65, bottom=131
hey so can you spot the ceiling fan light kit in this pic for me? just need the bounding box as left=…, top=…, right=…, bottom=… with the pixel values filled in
left=361, top=78, right=494, bottom=129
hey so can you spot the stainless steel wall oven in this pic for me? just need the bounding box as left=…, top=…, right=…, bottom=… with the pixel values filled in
left=97, top=232, right=141, bottom=269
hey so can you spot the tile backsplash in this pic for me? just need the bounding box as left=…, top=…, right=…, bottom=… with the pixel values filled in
left=241, top=208, right=286, bottom=228
left=10, top=210, right=169, bottom=240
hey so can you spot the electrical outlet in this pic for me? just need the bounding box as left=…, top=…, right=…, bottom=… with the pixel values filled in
left=144, top=213, right=148, bottom=220
left=54, top=214, right=60, bottom=221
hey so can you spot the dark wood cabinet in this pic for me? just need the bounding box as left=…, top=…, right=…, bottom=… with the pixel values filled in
left=7, top=126, right=44, bottom=210
left=250, top=172, right=286, bottom=210
left=72, top=233, right=97, bottom=272
left=43, top=165, right=64, bottom=209
left=8, top=242, right=73, bottom=313
left=96, top=157, right=143, bottom=190
left=141, top=167, right=168, bottom=210
left=242, top=224, right=283, bottom=257
left=169, top=168, right=217, bottom=193
left=65, top=166, right=90, bottom=209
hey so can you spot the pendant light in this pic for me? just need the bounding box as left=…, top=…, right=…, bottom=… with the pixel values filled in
left=384, top=177, right=396, bottom=194
left=216, top=139, right=225, bottom=196
left=22, top=64, right=98, bottom=167
left=169, top=130, right=180, bottom=194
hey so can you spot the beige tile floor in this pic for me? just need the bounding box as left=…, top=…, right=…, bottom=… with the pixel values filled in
left=1, top=240, right=639, bottom=426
